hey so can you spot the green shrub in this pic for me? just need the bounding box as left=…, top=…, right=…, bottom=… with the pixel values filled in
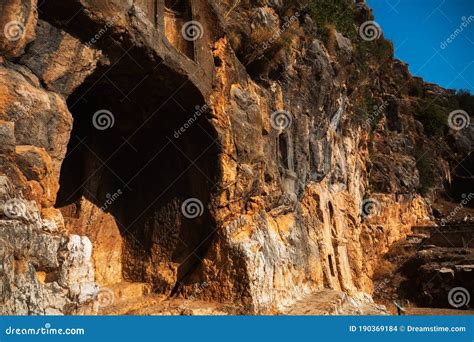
left=306, top=0, right=395, bottom=68
left=308, top=0, right=357, bottom=40
left=407, top=79, right=424, bottom=97
left=354, top=91, right=386, bottom=132
left=454, top=89, right=474, bottom=115
left=414, top=99, right=447, bottom=136
left=355, top=38, right=393, bottom=67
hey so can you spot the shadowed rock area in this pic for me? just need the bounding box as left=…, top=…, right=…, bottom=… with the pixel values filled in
left=0, top=0, right=472, bottom=315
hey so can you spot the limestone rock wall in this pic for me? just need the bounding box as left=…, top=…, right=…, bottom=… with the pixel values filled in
left=0, top=0, right=101, bottom=314
left=0, top=0, right=471, bottom=314
left=198, top=26, right=432, bottom=311
left=0, top=176, right=97, bottom=314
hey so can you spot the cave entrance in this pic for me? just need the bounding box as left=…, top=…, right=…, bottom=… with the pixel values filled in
left=449, top=152, right=474, bottom=207
left=55, top=52, right=219, bottom=295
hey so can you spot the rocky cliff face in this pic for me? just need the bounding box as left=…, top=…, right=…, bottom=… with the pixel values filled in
left=0, top=0, right=472, bottom=314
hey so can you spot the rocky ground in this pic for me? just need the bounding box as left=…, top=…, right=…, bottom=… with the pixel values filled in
left=374, top=199, right=474, bottom=312
left=97, top=286, right=389, bottom=315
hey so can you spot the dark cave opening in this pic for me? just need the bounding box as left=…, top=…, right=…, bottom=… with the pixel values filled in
left=449, top=152, right=474, bottom=207
left=55, top=52, right=220, bottom=294
left=165, top=0, right=190, bottom=14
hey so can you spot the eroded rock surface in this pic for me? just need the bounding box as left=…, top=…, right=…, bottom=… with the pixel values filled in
left=0, top=176, right=97, bottom=314
left=0, top=0, right=472, bottom=314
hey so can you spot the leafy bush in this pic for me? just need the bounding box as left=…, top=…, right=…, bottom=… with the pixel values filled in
left=355, top=89, right=386, bottom=131
left=407, top=78, right=424, bottom=97
left=454, top=89, right=474, bottom=115
left=413, top=90, right=473, bottom=137
left=308, top=0, right=357, bottom=40
left=414, top=100, right=447, bottom=136
left=306, top=0, right=395, bottom=69
left=355, top=38, right=393, bottom=67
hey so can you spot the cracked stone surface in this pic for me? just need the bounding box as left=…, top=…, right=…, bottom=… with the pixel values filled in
left=0, top=0, right=472, bottom=314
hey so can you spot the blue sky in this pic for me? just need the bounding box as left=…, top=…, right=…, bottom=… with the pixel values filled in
left=367, top=0, right=474, bottom=92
